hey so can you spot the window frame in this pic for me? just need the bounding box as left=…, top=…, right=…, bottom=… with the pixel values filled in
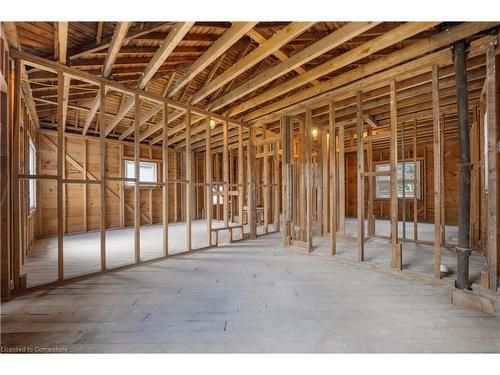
left=374, top=158, right=423, bottom=200
left=123, top=160, right=158, bottom=187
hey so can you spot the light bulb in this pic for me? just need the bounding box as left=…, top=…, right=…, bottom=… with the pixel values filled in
left=210, top=119, right=216, bottom=130
left=312, top=128, right=318, bottom=138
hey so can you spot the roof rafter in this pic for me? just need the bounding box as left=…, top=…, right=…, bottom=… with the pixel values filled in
left=82, top=22, right=131, bottom=135
left=243, top=21, right=499, bottom=123
left=229, top=22, right=439, bottom=117
left=207, top=22, right=379, bottom=112
left=167, top=22, right=258, bottom=97
left=137, top=22, right=194, bottom=89
left=190, top=22, right=314, bottom=105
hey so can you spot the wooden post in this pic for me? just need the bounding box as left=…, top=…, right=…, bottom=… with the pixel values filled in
left=367, top=126, right=375, bottom=237
left=162, top=103, right=169, bottom=255
left=173, top=152, right=178, bottom=221
left=12, top=59, right=21, bottom=289
left=432, top=65, right=442, bottom=280
left=338, top=123, right=345, bottom=235
left=305, top=109, right=313, bottom=252
left=222, top=120, right=229, bottom=230
left=329, top=101, right=337, bottom=255
left=186, top=109, right=192, bottom=250
left=247, top=126, right=257, bottom=239
left=206, top=116, right=213, bottom=246
left=99, top=82, right=106, bottom=270
left=57, top=71, right=64, bottom=280
left=390, top=80, right=402, bottom=270
left=282, top=116, right=292, bottom=245
left=273, top=139, right=280, bottom=232
left=486, top=35, right=499, bottom=290
left=299, top=119, right=306, bottom=241
left=134, top=93, right=140, bottom=263
left=440, top=113, right=446, bottom=245
left=238, top=125, right=244, bottom=237
left=413, top=119, right=418, bottom=241
left=356, top=91, right=365, bottom=261
left=263, top=126, right=269, bottom=234
left=0, top=56, right=11, bottom=298
left=321, top=127, right=329, bottom=235
left=118, top=143, right=124, bottom=229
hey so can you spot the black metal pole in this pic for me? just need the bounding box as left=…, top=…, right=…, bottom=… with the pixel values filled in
left=453, top=39, right=472, bottom=290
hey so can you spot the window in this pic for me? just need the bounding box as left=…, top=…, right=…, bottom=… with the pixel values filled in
left=212, top=184, right=223, bottom=204
left=124, top=160, right=157, bottom=186
left=375, top=160, right=421, bottom=199
left=28, top=139, right=36, bottom=210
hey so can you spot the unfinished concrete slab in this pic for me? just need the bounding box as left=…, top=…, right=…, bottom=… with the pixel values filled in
left=2, top=233, right=499, bottom=353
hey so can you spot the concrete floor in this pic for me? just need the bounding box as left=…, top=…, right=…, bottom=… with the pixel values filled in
left=22, top=218, right=483, bottom=288
left=2, top=231, right=499, bottom=353
left=313, top=218, right=485, bottom=284
left=22, top=219, right=262, bottom=288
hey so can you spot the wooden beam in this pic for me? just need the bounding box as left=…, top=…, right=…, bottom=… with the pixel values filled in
left=364, top=114, right=379, bottom=128
left=356, top=91, right=365, bottom=261
left=57, top=22, right=68, bottom=64
left=190, top=22, right=314, bottom=104
left=168, top=22, right=257, bottom=97
left=137, top=22, right=194, bottom=89
left=104, top=95, right=135, bottom=136
left=209, top=22, right=378, bottom=112
left=237, top=22, right=438, bottom=119
left=432, top=65, right=442, bottom=279
left=103, top=22, right=131, bottom=78
left=246, top=28, right=318, bottom=83
left=243, top=22, right=498, bottom=123
left=96, top=22, right=103, bottom=44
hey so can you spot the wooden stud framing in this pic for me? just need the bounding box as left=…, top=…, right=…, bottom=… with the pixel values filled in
left=57, top=71, right=64, bottom=280
left=162, top=103, right=169, bottom=256
left=432, top=65, right=442, bottom=279
left=186, top=109, right=192, bottom=250
left=338, top=122, right=345, bottom=235
left=356, top=91, right=365, bottom=261
left=413, top=119, right=418, bottom=241
left=238, top=125, right=244, bottom=237
left=390, top=80, right=402, bottom=270
left=486, top=35, right=499, bottom=290
left=247, top=127, right=257, bottom=239
left=206, top=116, right=213, bottom=246
left=282, top=116, right=292, bottom=245
left=134, top=93, right=140, bottom=263
left=329, top=101, right=337, bottom=255
left=223, top=120, right=229, bottom=229
left=99, top=82, right=106, bottom=270
left=305, top=109, right=313, bottom=251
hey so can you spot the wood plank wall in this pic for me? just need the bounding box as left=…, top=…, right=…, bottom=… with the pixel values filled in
left=36, top=131, right=178, bottom=237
